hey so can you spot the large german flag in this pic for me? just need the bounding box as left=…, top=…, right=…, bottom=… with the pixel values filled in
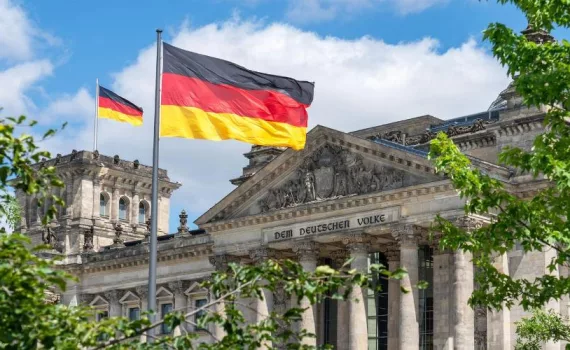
left=160, top=43, right=314, bottom=150
left=98, top=85, right=143, bottom=126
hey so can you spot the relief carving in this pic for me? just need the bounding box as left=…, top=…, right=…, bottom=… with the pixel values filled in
left=368, top=118, right=496, bottom=146
left=258, top=144, right=406, bottom=213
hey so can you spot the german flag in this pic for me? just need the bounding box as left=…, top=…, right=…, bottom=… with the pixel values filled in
left=98, top=85, right=143, bottom=126
left=160, top=43, right=314, bottom=150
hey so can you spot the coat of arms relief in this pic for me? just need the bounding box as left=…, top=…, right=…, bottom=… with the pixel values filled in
left=258, top=144, right=408, bottom=213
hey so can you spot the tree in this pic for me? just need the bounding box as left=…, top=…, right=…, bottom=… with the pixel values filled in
left=0, top=113, right=409, bottom=349
left=515, top=309, right=570, bottom=350
left=427, top=0, right=570, bottom=330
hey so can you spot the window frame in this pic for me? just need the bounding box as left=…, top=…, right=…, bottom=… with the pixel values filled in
left=184, top=282, right=210, bottom=333
left=118, top=196, right=129, bottom=222
left=156, top=287, right=175, bottom=335
left=119, top=291, right=141, bottom=321
left=138, top=201, right=149, bottom=224
left=99, top=193, right=110, bottom=217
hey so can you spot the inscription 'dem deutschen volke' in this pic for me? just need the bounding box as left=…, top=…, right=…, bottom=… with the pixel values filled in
left=264, top=207, right=399, bottom=243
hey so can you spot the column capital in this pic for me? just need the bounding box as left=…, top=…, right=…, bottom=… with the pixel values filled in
left=392, top=224, right=420, bottom=248
left=104, top=290, right=120, bottom=303
left=454, top=216, right=484, bottom=232
left=330, top=249, right=350, bottom=267
left=292, top=241, right=319, bottom=262
left=380, top=243, right=400, bottom=262
left=209, top=253, right=240, bottom=271
left=342, top=233, right=370, bottom=253
left=248, top=247, right=276, bottom=262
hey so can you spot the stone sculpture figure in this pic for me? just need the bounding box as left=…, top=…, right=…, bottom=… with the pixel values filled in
left=83, top=226, right=94, bottom=251
left=304, top=171, right=317, bottom=202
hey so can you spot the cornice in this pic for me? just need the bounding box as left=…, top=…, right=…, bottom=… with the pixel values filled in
left=76, top=235, right=213, bottom=273
left=202, top=180, right=456, bottom=233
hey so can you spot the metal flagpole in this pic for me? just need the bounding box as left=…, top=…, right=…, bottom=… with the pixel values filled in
left=94, top=78, right=99, bottom=151
left=147, top=28, right=163, bottom=341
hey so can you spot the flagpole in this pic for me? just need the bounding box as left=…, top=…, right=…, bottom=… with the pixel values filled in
left=94, top=78, right=99, bottom=151
left=147, top=28, right=162, bottom=342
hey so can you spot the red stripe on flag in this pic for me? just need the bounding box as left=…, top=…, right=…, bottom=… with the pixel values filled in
left=161, top=73, right=308, bottom=128
left=99, top=96, right=143, bottom=117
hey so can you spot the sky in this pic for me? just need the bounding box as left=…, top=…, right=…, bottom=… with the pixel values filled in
left=0, top=0, right=547, bottom=231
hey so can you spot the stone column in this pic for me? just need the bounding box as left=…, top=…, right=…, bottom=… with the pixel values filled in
left=111, top=187, right=119, bottom=221
left=331, top=249, right=350, bottom=350
left=382, top=243, right=401, bottom=350
left=92, top=179, right=101, bottom=219
left=292, top=241, right=319, bottom=347
left=453, top=217, right=476, bottom=349
left=342, top=234, right=370, bottom=350
left=393, top=225, right=420, bottom=350
left=208, top=254, right=239, bottom=341
left=487, top=253, right=511, bottom=350
left=131, top=192, right=140, bottom=226
left=105, top=290, right=121, bottom=317
left=169, top=281, right=187, bottom=336
left=249, top=248, right=276, bottom=349
left=432, top=239, right=454, bottom=350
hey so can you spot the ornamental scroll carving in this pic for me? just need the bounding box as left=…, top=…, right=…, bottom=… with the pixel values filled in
left=368, top=118, right=496, bottom=146
left=258, top=144, right=406, bottom=213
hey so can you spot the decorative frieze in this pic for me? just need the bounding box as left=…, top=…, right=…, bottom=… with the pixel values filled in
left=455, top=216, right=484, bottom=232
left=330, top=249, right=350, bottom=267
left=208, top=254, right=240, bottom=271
left=104, top=290, right=120, bottom=303
left=135, top=286, right=148, bottom=299
left=258, top=143, right=407, bottom=213
left=380, top=243, right=400, bottom=262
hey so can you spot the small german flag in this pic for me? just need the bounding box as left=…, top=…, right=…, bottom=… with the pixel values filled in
left=98, top=85, right=143, bottom=126
left=160, top=43, right=314, bottom=150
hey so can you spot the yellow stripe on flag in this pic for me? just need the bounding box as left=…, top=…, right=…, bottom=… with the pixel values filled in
left=98, top=107, right=143, bottom=126
left=160, top=105, right=307, bottom=150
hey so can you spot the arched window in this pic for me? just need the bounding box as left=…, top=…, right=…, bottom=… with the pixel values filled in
left=119, top=197, right=128, bottom=221
left=99, top=193, right=108, bottom=217
left=138, top=202, right=147, bottom=224
left=30, top=198, right=39, bottom=224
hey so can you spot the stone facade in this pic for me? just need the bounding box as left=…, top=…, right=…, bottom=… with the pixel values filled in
left=18, top=76, right=565, bottom=348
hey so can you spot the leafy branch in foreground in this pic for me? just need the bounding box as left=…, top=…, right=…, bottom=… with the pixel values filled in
left=515, top=309, right=570, bottom=350
left=0, top=231, right=409, bottom=350
left=427, top=0, right=570, bottom=318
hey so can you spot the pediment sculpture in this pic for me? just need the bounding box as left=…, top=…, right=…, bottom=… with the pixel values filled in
left=258, top=144, right=406, bottom=213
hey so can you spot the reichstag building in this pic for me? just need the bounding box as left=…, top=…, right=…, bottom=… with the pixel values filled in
left=17, top=29, right=561, bottom=350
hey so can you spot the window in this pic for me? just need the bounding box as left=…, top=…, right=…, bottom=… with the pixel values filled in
left=96, top=310, right=108, bottom=322
left=418, top=245, right=434, bottom=350
left=128, top=307, right=140, bottom=321
left=160, top=303, right=173, bottom=334
left=138, top=202, right=146, bottom=224
left=99, top=194, right=108, bottom=217
left=119, top=198, right=128, bottom=221
left=194, top=298, right=208, bottom=331
left=367, top=252, right=389, bottom=350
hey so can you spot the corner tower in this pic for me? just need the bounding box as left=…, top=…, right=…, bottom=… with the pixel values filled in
left=17, top=150, right=181, bottom=256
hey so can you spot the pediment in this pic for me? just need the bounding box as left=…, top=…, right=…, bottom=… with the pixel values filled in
left=195, top=126, right=442, bottom=225
left=156, top=287, right=173, bottom=299
left=119, top=291, right=140, bottom=304
left=90, top=295, right=109, bottom=307
left=184, top=282, right=208, bottom=296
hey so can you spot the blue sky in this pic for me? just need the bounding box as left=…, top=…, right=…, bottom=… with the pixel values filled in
left=0, top=0, right=546, bottom=231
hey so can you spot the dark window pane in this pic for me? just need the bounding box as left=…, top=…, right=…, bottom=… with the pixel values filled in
left=119, top=198, right=127, bottom=220
left=128, top=307, right=140, bottom=321
left=194, top=298, right=207, bottom=331
left=161, top=303, right=173, bottom=334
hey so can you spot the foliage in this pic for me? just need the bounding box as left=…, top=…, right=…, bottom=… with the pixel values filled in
left=1, top=195, right=22, bottom=233
left=428, top=1, right=570, bottom=311
left=0, top=231, right=405, bottom=350
left=0, top=112, right=65, bottom=225
left=515, top=309, right=570, bottom=350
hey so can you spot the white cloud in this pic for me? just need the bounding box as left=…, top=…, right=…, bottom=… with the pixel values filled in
left=285, top=0, right=448, bottom=22
left=0, top=60, right=53, bottom=116
left=41, top=19, right=508, bottom=225
left=0, top=0, right=34, bottom=60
